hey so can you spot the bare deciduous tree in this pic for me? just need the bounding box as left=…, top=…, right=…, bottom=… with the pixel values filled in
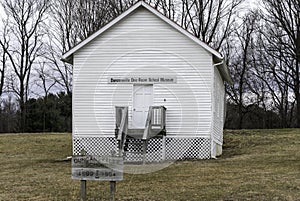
left=0, top=45, right=6, bottom=100
left=226, top=11, right=259, bottom=129
left=145, top=0, right=178, bottom=20
left=46, top=0, right=138, bottom=95
left=262, top=0, right=300, bottom=127
left=145, top=0, right=244, bottom=53
left=73, top=0, right=137, bottom=41
left=0, top=0, right=50, bottom=131
left=34, top=62, right=57, bottom=97
left=0, top=20, right=10, bottom=100
left=252, top=25, right=294, bottom=127
left=181, top=0, right=243, bottom=50
left=43, top=0, right=76, bottom=95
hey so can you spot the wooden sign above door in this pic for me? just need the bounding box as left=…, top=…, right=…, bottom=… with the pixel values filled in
left=108, top=76, right=176, bottom=84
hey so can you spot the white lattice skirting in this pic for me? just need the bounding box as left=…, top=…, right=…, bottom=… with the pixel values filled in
left=73, top=137, right=211, bottom=162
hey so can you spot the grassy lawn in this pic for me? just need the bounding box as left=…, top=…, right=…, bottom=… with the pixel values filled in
left=0, top=129, right=299, bottom=200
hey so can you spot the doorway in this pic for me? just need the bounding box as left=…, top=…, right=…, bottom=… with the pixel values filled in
left=132, top=84, right=153, bottom=128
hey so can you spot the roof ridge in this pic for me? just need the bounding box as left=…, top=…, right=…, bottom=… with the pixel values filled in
left=61, top=0, right=222, bottom=63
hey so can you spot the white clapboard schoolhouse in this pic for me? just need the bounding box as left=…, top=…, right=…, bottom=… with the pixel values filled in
left=62, top=1, right=233, bottom=162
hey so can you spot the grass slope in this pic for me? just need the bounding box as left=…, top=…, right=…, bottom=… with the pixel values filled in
left=0, top=129, right=299, bottom=200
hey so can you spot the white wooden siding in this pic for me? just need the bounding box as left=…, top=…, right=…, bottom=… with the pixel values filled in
left=73, top=8, right=213, bottom=138
left=212, top=66, right=225, bottom=145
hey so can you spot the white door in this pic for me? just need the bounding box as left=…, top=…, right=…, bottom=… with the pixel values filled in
left=132, top=85, right=153, bottom=128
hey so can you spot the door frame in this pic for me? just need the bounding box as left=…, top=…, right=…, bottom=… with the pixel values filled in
left=132, top=84, right=153, bottom=128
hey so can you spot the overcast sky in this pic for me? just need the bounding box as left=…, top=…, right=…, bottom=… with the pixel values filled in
left=245, top=0, right=261, bottom=9
left=0, top=0, right=262, bottom=34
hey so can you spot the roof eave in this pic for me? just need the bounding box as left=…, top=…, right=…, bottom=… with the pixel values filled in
left=61, top=55, right=73, bottom=65
left=61, top=1, right=144, bottom=64
left=213, top=56, right=233, bottom=85
left=140, top=2, right=223, bottom=59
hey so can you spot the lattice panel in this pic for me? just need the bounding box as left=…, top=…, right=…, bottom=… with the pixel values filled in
left=73, top=137, right=118, bottom=156
left=73, top=137, right=211, bottom=161
left=146, top=138, right=163, bottom=161
left=124, top=138, right=163, bottom=162
left=125, top=139, right=143, bottom=162
left=166, top=138, right=210, bottom=160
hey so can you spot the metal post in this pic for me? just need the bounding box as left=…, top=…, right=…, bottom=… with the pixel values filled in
left=162, top=135, right=166, bottom=160
left=80, top=150, right=87, bottom=201
left=80, top=180, right=86, bottom=201
left=143, top=140, right=147, bottom=165
left=110, top=181, right=116, bottom=201
left=118, top=140, right=122, bottom=157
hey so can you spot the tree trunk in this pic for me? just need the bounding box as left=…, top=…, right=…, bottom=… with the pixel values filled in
left=19, top=85, right=25, bottom=132
left=238, top=104, right=243, bottom=129
left=295, top=60, right=300, bottom=127
left=295, top=29, right=300, bottom=127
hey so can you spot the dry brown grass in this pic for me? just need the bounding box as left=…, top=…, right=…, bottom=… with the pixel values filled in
left=0, top=129, right=299, bottom=200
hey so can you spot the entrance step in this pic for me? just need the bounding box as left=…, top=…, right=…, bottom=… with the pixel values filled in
left=127, top=128, right=164, bottom=139
left=127, top=129, right=144, bottom=139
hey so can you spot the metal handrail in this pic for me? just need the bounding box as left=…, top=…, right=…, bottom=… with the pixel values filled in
left=115, top=106, right=128, bottom=155
left=143, top=106, right=166, bottom=140
left=143, top=106, right=153, bottom=140
left=151, top=106, right=166, bottom=129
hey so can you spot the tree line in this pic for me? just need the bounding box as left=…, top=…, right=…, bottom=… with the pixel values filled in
left=0, top=0, right=299, bottom=132
left=0, top=92, right=71, bottom=132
